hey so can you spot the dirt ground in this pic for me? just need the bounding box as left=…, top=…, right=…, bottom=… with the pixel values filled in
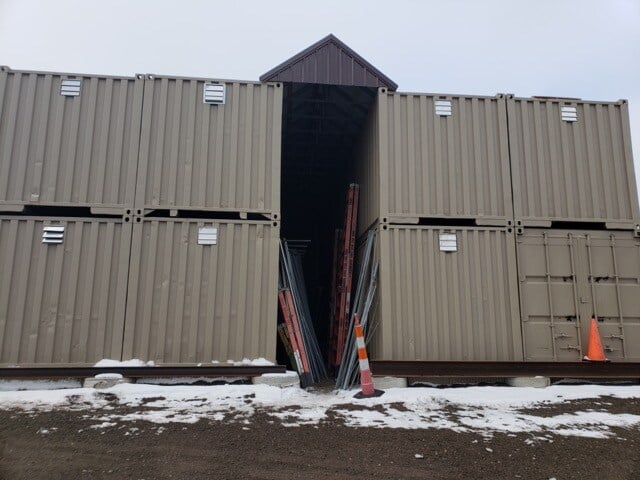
left=1, top=399, right=639, bottom=480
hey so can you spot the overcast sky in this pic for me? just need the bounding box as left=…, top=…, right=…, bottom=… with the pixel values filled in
left=1, top=0, right=639, bottom=188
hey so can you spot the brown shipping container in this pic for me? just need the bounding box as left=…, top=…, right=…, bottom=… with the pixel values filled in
left=353, top=95, right=380, bottom=235
left=373, top=224, right=523, bottom=361
left=377, top=91, right=513, bottom=224
left=517, top=229, right=640, bottom=361
left=0, top=67, right=143, bottom=210
left=123, top=219, right=279, bottom=363
left=507, top=97, right=640, bottom=227
left=0, top=216, right=131, bottom=365
left=135, top=75, right=282, bottom=216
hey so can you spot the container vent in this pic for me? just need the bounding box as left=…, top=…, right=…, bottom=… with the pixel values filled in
left=60, top=79, right=81, bottom=97
left=561, top=105, right=578, bottom=122
left=434, top=100, right=452, bottom=117
left=439, top=232, right=457, bottom=252
left=203, top=83, right=225, bottom=105
left=198, top=226, right=218, bottom=245
left=42, top=225, right=65, bottom=244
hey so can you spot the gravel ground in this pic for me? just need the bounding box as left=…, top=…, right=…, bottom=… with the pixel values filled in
left=1, top=397, right=639, bottom=480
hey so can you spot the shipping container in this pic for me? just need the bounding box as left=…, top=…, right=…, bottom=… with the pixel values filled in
left=353, top=95, right=380, bottom=235
left=0, top=67, right=143, bottom=211
left=507, top=96, right=640, bottom=228
left=517, top=229, right=640, bottom=361
left=135, top=75, right=282, bottom=216
left=377, top=91, right=513, bottom=225
left=122, top=218, right=279, bottom=363
left=372, top=224, right=523, bottom=361
left=0, top=216, right=131, bottom=365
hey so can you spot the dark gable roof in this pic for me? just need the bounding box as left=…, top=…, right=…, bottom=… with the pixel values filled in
left=260, top=34, right=397, bottom=91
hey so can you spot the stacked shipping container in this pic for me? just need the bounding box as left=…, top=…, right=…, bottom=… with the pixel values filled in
left=354, top=87, right=640, bottom=362
left=507, top=96, right=640, bottom=361
left=355, top=90, right=523, bottom=361
left=1, top=59, right=638, bottom=367
left=0, top=67, right=282, bottom=365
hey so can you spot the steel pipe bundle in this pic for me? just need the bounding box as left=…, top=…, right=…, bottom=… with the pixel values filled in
left=336, top=229, right=379, bottom=390
left=279, top=240, right=327, bottom=385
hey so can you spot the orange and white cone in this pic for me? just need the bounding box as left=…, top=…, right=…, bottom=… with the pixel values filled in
left=353, top=314, right=384, bottom=399
left=583, top=317, right=609, bottom=362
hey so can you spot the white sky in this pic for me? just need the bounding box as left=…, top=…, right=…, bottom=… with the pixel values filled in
left=1, top=0, right=639, bottom=189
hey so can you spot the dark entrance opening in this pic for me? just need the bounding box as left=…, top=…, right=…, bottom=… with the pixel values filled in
left=277, top=83, right=377, bottom=369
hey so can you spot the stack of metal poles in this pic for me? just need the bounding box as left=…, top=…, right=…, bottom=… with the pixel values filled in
left=335, top=229, right=379, bottom=389
left=279, top=240, right=327, bottom=385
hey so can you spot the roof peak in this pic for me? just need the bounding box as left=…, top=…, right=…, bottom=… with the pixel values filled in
left=260, top=34, right=397, bottom=90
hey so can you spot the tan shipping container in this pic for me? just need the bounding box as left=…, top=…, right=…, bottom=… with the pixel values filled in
left=377, top=91, right=513, bottom=225
left=353, top=95, right=380, bottom=235
left=123, top=218, right=279, bottom=363
left=373, top=224, right=523, bottom=361
left=507, top=97, right=640, bottom=227
left=0, top=216, right=131, bottom=365
left=517, top=229, right=640, bottom=361
left=0, top=67, right=143, bottom=211
left=135, top=75, right=283, bottom=216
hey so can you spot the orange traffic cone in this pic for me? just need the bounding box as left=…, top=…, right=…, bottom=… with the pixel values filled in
left=583, top=317, right=609, bottom=362
left=353, top=314, right=384, bottom=399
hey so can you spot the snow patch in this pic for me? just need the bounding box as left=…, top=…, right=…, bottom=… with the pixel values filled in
left=90, top=422, right=117, bottom=429
left=1, top=384, right=639, bottom=440
left=94, top=359, right=155, bottom=367
left=95, top=373, right=123, bottom=380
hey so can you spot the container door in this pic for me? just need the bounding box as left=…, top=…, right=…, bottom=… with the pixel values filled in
left=581, top=232, right=640, bottom=361
left=518, top=231, right=583, bottom=360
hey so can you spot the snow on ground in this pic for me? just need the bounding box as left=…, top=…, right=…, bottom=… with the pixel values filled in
left=94, top=359, right=156, bottom=367
left=1, top=381, right=639, bottom=440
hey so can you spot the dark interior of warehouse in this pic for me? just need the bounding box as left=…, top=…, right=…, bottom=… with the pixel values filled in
left=278, top=82, right=377, bottom=366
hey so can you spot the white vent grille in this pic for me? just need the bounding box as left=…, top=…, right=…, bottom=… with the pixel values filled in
left=439, top=232, right=457, bottom=252
left=198, top=226, right=218, bottom=245
left=42, top=225, right=65, bottom=244
left=435, top=100, right=452, bottom=116
left=561, top=105, right=578, bottom=122
left=60, top=79, right=81, bottom=97
left=203, top=83, right=225, bottom=105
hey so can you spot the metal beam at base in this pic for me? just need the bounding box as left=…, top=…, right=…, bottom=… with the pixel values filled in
left=0, top=365, right=286, bottom=379
left=370, top=361, right=640, bottom=379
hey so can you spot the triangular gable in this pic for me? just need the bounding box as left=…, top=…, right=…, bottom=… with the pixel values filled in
left=260, top=34, right=397, bottom=91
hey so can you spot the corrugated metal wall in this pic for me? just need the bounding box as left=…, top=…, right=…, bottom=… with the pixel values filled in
left=507, top=97, right=639, bottom=226
left=353, top=96, right=380, bottom=235
left=517, top=229, right=640, bottom=361
left=378, top=92, right=512, bottom=224
left=374, top=224, right=523, bottom=361
left=0, top=216, right=131, bottom=365
left=122, top=219, right=279, bottom=363
left=135, top=75, right=282, bottom=216
left=0, top=67, right=143, bottom=210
